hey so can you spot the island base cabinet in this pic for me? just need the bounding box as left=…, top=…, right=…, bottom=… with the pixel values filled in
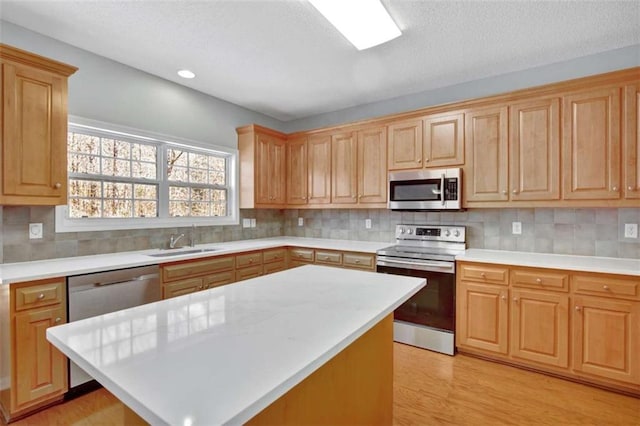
left=247, top=314, right=393, bottom=425
left=572, top=295, right=640, bottom=386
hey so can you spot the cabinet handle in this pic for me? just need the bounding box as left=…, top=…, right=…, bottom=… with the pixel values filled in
left=249, top=259, right=253, bottom=263
left=480, top=272, right=486, bottom=278
left=358, top=195, right=362, bottom=198
left=603, top=285, right=609, bottom=290
left=425, top=158, right=429, bottom=162
left=512, top=189, right=518, bottom=194
left=535, top=278, right=542, bottom=284
left=502, top=190, right=507, bottom=195
left=417, top=159, right=422, bottom=163
left=355, top=259, right=360, bottom=263
left=513, top=297, right=518, bottom=303
left=575, top=306, right=581, bottom=312
left=628, top=186, right=634, bottom=191
left=501, top=294, right=506, bottom=301
left=323, top=256, right=329, bottom=260
left=302, top=196, right=307, bottom=200
left=38, top=293, right=45, bottom=300
left=54, top=182, right=62, bottom=189
left=54, top=317, right=61, bottom=323
left=612, top=186, right=618, bottom=191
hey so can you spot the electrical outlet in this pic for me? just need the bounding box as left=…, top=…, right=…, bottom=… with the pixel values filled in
left=250, top=218, right=256, bottom=228
left=365, top=219, right=372, bottom=229
left=298, top=217, right=304, bottom=227
left=624, top=223, right=638, bottom=239
left=29, top=223, right=43, bottom=239
left=242, top=218, right=251, bottom=228
left=512, top=221, right=522, bottom=235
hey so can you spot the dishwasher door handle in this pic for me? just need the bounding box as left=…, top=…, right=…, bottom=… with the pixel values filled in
left=94, top=273, right=159, bottom=287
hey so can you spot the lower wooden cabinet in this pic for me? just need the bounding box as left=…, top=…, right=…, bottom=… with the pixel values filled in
left=572, top=295, right=639, bottom=385
left=457, top=261, right=640, bottom=396
left=456, top=281, right=508, bottom=354
left=1, top=278, right=68, bottom=421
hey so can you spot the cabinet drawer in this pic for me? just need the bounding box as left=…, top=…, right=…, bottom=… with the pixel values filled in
left=236, top=252, right=263, bottom=268
left=263, top=248, right=286, bottom=263
left=290, top=248, right=314, bottom=262
left=343, top=253, right=375, bottom=270
left=14, top=279, right=65, bottom=311
left=236, top=265, right=263, bottom=281
left=572, top=274, right=639, bottom=300
left=263, top=260, right=287, bottom=275
left=315, top=250, right=342, bottom=265
left=459, top=263, right=508, bottom=285
left=204, top=271, right=235, bottom=289
left=163, top=277, right=203, bottom=299
left=163, top=256, right=235, bottom=282
left=511, top=268, right=569, bottom=292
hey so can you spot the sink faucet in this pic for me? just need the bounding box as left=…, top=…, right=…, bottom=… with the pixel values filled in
left=169, top=233, right=184, bottom=249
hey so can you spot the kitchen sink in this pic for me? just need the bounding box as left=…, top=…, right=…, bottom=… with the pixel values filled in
left=147, top=248, right=221, bottom=258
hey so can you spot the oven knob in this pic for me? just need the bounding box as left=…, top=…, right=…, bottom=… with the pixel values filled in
left=399, top=227, right=405, bottom=234
left=445, top=230, right=451, bottom=237
left=407, top=228, right=413, bottom=234
left=454, top=230, right=460, bottom=237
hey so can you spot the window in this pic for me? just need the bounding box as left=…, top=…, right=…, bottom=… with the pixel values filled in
left=56, top=118, right=238, bottom=232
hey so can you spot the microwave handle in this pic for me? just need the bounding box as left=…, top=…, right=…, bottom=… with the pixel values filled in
left=440, top=173, right=446, bottom=206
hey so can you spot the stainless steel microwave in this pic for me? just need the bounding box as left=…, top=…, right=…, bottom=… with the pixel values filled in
left=388, top=168, right=462, bottom=211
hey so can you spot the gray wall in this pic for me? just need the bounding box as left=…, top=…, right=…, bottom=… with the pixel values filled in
left=0, top=21, right=284, bottom=147
left=283, top=44, right=640, bottom=132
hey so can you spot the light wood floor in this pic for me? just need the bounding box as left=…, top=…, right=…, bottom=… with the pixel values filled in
left=6, top=343, right=640, bottom=425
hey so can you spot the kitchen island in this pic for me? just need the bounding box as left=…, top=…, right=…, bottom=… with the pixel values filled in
left=47, top=265, right=425, bottom=425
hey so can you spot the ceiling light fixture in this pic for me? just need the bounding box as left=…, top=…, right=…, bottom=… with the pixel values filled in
left=308, top=0, right=401, bottom=50
left=177, top=69, right=196, bottom=79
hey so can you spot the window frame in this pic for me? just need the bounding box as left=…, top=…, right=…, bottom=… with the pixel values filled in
left=55, top=116, right=239, bottom=233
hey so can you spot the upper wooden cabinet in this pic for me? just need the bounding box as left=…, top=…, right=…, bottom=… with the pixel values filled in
left=464, top=106, right=509, bottom=203
left=0, top=44, right=77, bottom=206
left=388, top=113, right=463, bottom=170
left=562, top=87, right=621, bottom=200
left=307, top=133, right=332, bottom=204
left=237, top=125, right=287, bottom=208
left=508, top=97, right=561, bottom=201
left=624, top=83, right=640, bottom=199
left=357, top=127, right=387, bottom=204
left=286, top=136, right=308, bottom=205
left=331, top=131, right=358, bottom=204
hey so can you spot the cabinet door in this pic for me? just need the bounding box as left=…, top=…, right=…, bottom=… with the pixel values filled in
left=14, top=306, right=67, bottom=408
left=423, top=112, right=464, bottom=167
left=624, top=83, right=640, bottom=199
left=255, top=133, right=272, bottom=205
left=510, top=289, right=569, bottom=368
left=287, top=136, right=308, bottom=204
left=509, top=98, right=560, bottom=201
left=331, top=132, right=357, bottom=204
left=2, top=62, right=67, bottom=204
left=572, top=296, right=639, bottom=385
left=269, top=137, right=287, bottom=204
left=464, top=106, right=508, bottom=202
left=163, top=277, right=203, bottom=299
left=562, top=88, right=621, bottom=200
left=307, top=134, right=331, bottom=204
left=387, top=119, right=423, bottom=170
left=357, top=127, right=387, bottom=204
left=456, top=281, right=508, bottom=354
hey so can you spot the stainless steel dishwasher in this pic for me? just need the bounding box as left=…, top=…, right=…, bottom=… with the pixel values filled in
left=67, top=265, right=161, bottom=395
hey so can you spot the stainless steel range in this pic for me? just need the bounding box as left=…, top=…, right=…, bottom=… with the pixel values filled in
left=376, top=224, right=466, bottom=355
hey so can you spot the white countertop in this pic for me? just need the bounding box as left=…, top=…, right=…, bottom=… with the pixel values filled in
left=457, top=249, right=640, bottom=276
left=47, top=265, right=425, bottom=425
left=0, top=237, right=392, bottom=285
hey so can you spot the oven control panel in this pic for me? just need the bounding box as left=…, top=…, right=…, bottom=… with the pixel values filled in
left=395, top=224, right=465, bottom=243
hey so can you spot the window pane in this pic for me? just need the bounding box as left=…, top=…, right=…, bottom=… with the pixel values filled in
left=134, top=184, right=157, bottom=200
left=168, top=166, right=188, bottom=182
left=189, top=168, right=207, bottom=184
left=191, top=188, right=209, bottom=202
left=209, top=156, right=225, bottom=171
left=104, top=182, right=133, bottom=199
left=69, top=179, right=102, bottom=198
left=132, top=143, right=157, bottom=162
left=212, top=189, right=226, bottom=202
left=169, top=186, right=189, bottom=200
left=169, top=201, right=189, bottom=217
left=104, top=199, right=132, bottom=218
left=69, top=154, right=100, bottom=174
left=167, top=149, right=187, bottom=168
left=208, top=171, right=225, bottom=185
left=191, top=202, right=209, bottom=217
left=134, top=201, right=157, bottom=218
left=133, top=161, right=156, bottom=179
left=102, top=158, right=131, bottom=177
left=69, top=133, right=100, bottom=155
left=69, top=198, right=102, bottom=218
left=189, top=152, right=208, bottom=169
left=102, top=138, right=131, bottom=159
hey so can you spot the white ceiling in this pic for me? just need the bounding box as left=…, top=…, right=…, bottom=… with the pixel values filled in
left=1, top=0, right=639, bottom=121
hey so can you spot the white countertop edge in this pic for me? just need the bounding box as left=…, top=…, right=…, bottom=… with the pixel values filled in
left=0, top=237, right=392, bottom=285
left=456, top=249, right=640, bottom=276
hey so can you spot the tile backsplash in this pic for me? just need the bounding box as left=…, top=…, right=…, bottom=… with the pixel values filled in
left=1, top=206, right=638, bottom=263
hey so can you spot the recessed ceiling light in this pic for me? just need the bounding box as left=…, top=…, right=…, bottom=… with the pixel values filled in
left=177, top=69, right=196, bottom=79
left=309, top=0, right=401, bottom=50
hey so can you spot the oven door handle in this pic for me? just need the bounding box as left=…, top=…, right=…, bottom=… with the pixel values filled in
left=440, top=173, right=446, bottom=206
left=377, top=258, right=455, bottom=274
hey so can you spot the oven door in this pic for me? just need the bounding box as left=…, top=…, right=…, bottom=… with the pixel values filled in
left=376, top=258, right=455, bottom=333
